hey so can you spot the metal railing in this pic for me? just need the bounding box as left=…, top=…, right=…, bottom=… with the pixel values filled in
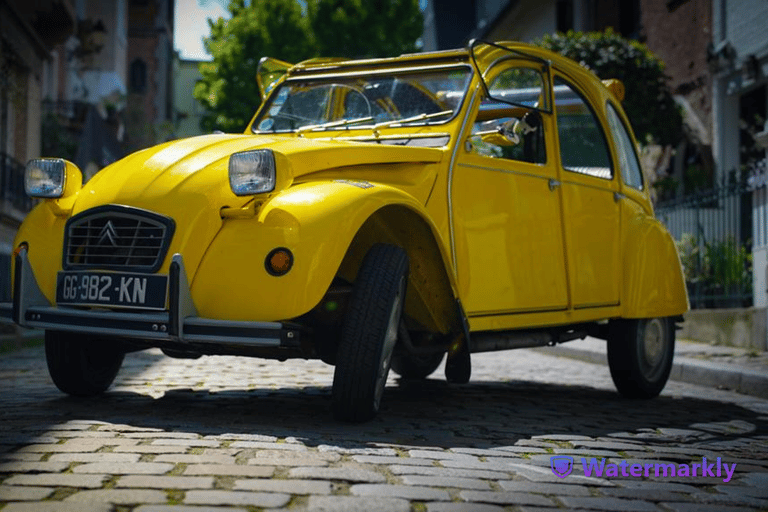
left=655, top=171, right=755, bottom=309
left=0, top=152, right=32, bottom=213
left=41, top=99, right=89, bottom=122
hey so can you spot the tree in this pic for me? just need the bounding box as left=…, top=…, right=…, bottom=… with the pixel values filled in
left=309, top=0, right=423, bottom=59
left=194, top=0, right=423, bottom=133
left=536, top=29, right=682, bottom=147
left=194, top=0, right=314, bottom=133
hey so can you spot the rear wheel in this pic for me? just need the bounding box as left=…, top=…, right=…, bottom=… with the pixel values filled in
left=332, top=244, right=408, bottom=422
left=45, top=330, right=125, bottom=396
left=607, top=318, right=674, bottom=398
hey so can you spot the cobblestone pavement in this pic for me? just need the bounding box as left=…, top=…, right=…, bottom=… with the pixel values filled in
left=1, top=345, right=767, bottom=511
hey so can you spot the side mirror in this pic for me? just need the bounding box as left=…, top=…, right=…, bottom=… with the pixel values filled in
left=480, top=131, right=515, bottom=147
left=476, top=111, right=542, bottom=147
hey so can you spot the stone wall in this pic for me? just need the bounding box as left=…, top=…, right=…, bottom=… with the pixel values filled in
left=679, top=307, right=767, bottom=351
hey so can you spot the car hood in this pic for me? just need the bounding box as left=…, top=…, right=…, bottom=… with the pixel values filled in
left=74, top=133, right=444, bottom=214
left=68, top=134, right=445, bottom=278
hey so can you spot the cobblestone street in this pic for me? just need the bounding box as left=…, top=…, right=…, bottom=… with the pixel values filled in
left=1, top=343, right=767, bottom=511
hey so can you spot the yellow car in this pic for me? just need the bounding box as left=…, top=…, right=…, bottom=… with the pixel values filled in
left=5, top=41, right=688, bottom=422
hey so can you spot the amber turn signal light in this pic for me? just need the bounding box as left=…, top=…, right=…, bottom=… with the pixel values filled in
left=12, top=242, right=28, bottom=258
left=265, top=247, right=293, bottom=276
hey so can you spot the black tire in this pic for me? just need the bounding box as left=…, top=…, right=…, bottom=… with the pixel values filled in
left=45, top=330, right=125, bottom=397
left=607, top=317, right=674, bottom=398
left=332, top=244, right=408, bottom=422
left=391, top=351, right=444, bottom=380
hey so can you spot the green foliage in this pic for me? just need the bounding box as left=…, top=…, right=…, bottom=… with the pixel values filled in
left=309, top=0, right=423, bottom=59
left=194, top=0, right=423, bottom=133
left=195, top=0, right=314, bottom=133
left=704, top=237, right=752, bottom=294
left=536, top=29, right=682, bottom=146
left=675, top=233, right=701, bottom=284
left=41, top=112, right=78, bottom=161
left=675, top=234, right=752, bottom=307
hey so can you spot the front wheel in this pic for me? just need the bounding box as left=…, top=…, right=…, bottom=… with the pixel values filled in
left=45, top=330, right=125, bottom=397
left=332, top=244, right=408, bottom=422
left=607, top=317, right=674, bottom=398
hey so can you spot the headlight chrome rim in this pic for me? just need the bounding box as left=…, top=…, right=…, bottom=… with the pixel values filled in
left=25, top=158, right=67, bottom=198
left=228, top=149, right=276, bottom=196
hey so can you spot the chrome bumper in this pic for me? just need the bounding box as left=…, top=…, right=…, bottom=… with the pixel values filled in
left=0, top=249, right=300, bottom=349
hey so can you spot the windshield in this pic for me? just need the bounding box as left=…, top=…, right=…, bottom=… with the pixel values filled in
left=252, top=67, right=473, bottom=133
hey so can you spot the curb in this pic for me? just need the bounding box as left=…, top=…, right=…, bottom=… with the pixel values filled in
left=536, top=344, right=768, bottom=399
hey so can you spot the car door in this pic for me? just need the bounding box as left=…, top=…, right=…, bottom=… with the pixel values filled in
left=452, top=63, right=569, bottom=316
left=553, top=75, right=621, bottom=308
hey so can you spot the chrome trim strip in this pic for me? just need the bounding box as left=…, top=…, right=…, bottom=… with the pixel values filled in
left=183, top=335, right=281, bottom=346
left=447, top=85, right=481, bottom=274
left=14, top=247, right=51, bottom=327
left=185, top=317, right=282, bottom=330
left=285, top=63, right=471, bottom=81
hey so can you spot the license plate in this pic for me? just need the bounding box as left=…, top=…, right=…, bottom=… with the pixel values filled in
left=56, top=271, right=168, bottom=310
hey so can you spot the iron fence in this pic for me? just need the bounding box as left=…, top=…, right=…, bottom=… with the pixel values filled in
left=655, top=171, right=755, bottom=309
left=0, top=152, right=33, bottom=213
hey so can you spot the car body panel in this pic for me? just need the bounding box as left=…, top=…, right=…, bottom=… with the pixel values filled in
left=191, top=179, right=458, bottom=326
left=620, top=195, right=688, bottom=318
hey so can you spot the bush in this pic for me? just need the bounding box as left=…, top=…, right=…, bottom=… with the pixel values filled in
left=676, top=234, right=752, bottom=307
left=536, top=29, right=682, bottom=147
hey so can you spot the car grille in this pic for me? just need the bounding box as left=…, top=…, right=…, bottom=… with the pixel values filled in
left=63, top=205, right=175, bottom=272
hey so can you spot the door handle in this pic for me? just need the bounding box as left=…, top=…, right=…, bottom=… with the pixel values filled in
left=548, top=179, right=560, bottom=191
left=614, top=192, right=625, bottom=202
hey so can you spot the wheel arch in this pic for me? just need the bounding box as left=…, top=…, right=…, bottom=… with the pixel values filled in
left=192, top=181, right=463, bottom=331
left=336, top=203, right=463, bottom=337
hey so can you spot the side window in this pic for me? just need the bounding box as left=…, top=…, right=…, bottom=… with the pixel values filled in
left=606, top=103, right=644, bottom=190
left=468, top=67, right=546, bottom=164
left=554, top=77, right=612, bottom=179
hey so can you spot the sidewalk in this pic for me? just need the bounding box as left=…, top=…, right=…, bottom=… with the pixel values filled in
left=539, top=336, right=768, bottom=399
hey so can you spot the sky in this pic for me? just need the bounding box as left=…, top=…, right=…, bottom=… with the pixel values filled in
left=174, top=0, right=230, bottom=61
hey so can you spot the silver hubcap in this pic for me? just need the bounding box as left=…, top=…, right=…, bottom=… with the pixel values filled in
left=640, top=318, right=666, bottom=379
left=373, top=277, right=404, bottom=409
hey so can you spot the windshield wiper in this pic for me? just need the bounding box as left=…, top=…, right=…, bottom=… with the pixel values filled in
left=297, top=116, right=374, bottom=133
left=373, top=110, right=453, bottom=130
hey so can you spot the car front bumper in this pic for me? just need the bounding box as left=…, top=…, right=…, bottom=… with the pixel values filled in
left=0, top=248, right=301, bottom=352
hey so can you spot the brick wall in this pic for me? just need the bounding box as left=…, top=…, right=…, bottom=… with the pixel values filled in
left=641, top=0, right=713, bottom=143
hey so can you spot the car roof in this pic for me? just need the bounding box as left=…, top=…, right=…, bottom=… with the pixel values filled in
left=288, top=41, right=592, bottom=81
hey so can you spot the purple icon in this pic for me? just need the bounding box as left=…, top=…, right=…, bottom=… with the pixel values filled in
left=551, top=455, right=574, bottom=478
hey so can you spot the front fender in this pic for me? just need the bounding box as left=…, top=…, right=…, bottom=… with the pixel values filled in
left=621, top=209, right=689, bottom=319
left=191, top=180, right=457, bottom=323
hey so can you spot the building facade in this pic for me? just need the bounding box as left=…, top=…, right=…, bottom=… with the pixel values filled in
left=125, top=0, right=175, bottom=153
left=709, top=0, right=768, bottom=308
left=173, top=58, right=206, bottom=139
left=0, top=0, right=76, bottom=299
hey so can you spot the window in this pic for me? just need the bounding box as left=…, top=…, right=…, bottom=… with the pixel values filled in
left=469, top=67, right=546, bottom=164
left=556, top=0, right=574, bottom=32
left=606, top=103, right=643, bottom=190
left=130, top=59, right=147, bottom=94
left=554, top=77, right=612, bottom=179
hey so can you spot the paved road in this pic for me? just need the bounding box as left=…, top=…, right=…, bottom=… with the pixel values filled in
left=0, top=344, right=767, bottom=511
